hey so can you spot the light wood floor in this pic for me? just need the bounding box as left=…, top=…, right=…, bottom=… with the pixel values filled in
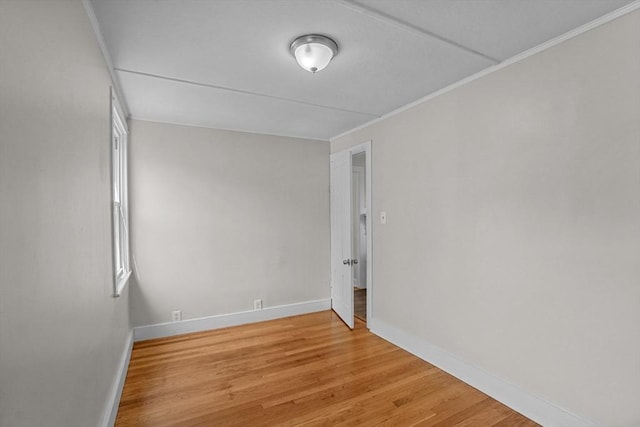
left=116, top=311, right=538, bottom=426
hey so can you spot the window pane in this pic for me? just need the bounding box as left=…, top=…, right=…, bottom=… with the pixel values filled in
left=119, top=216, right=126, bottom=271
left=114, top=205, right=121, bottom=272
left=113, top=133, right=121, bottom=203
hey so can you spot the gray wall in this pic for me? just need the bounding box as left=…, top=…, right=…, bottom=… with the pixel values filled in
left=129, top=120, right=330, bottom=327
left=332, top=11, right=640, bottom=427
left=0, top=1, right=131, bottom=426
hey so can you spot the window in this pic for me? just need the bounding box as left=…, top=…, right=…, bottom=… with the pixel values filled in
left=111, top=90, right=131, bottom=296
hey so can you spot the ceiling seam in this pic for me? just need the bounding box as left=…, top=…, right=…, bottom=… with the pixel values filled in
left=334, top=0, right=500, bottom=65
left=115, top=68, right=380, bottom=118
left=330, top=0, right=640, bottom=142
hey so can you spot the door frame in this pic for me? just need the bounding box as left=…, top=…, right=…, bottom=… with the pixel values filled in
left=332, top=140, right=372, bottom=327
left=351, top=165, right=365, bottom=289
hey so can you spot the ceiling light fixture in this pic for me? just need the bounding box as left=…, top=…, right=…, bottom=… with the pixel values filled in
left=289, top=34, right=338, bottom=74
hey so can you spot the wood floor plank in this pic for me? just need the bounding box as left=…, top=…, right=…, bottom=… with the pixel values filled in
left=116, top=311, right=539, bottom=426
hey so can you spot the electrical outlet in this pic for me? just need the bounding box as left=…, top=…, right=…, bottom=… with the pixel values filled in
left=253, top=299, right=263, bottom=310
left=171, top=310, right=182, bottom=322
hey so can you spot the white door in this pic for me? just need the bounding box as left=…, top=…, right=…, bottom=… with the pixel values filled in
left=330, top=150, right=354, bottom=329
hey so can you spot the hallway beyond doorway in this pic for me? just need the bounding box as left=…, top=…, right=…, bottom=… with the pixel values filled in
left=354, top=288, right=366, bottom=321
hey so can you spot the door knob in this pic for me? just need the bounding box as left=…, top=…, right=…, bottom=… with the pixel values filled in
left=343, top=259, right=351, bottom=265
left=351, top=259, right=358, bottom=265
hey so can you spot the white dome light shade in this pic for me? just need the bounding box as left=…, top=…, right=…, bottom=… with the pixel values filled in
left=290, top=35, right=338, bottom=73
left=294, top=43, right=334, bottom=73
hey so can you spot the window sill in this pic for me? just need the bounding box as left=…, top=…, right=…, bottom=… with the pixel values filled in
left=113, top=270, right=132, bottom=298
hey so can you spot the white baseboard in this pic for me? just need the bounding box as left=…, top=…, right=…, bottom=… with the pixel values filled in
left=102, top=330, right=134, bottom=427
left=370, top=318, right=597, bottom=427
left=134, top=299, right=331, bottom=342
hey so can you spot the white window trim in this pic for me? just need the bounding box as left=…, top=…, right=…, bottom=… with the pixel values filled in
left=111, top=89, right=131, bottom=297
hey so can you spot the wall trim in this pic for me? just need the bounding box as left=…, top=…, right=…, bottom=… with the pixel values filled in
left=371, top=318, right=598, bottom=427
left=82, top=0, right=130, bottom=117
left=128, top=116, right=329, bottom=143
left=134, top=299, right=332, bottom=342
left=330, top=0, right=640, bottom=142
left=102, top=330, right=134, bottom=427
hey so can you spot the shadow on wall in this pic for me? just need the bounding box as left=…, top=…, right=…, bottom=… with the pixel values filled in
left=127, top=268, right=157, bottom=328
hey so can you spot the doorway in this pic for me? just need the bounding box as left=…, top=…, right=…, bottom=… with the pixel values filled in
left=330, top=141, right=372, bottom=329
left=352, top=152, right=367, bottom=322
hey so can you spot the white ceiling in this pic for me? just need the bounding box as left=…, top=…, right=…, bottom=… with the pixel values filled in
left=90, top=0, right=634, bottom=141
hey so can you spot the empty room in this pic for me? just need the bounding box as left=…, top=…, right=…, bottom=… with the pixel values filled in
left=1, top=0, right=639, bottom=426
